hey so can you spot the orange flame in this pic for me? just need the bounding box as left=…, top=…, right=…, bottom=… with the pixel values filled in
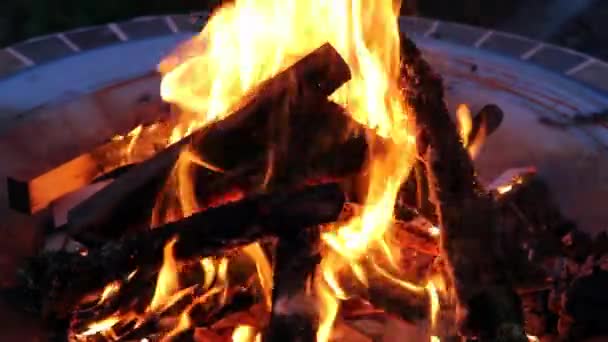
left=232, top=325, right=261, bottom=342
left=457, top=104, right=472, bottom=148
left=149, top=237, right=180, bottom=312
left=456, top=103, right=487, bottom=159
left=97, top=281, right=121, bottom=304
left=243, top=243, right=273, bottom=310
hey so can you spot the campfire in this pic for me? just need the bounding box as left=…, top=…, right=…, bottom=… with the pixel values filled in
left=9, top=1, right=608, bottom=342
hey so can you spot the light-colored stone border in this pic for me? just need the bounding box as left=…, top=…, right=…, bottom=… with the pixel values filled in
left=1, top=13, right=608, bottom=96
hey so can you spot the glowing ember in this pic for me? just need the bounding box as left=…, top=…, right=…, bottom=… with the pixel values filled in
left=232, top=325, right=261, bottom=342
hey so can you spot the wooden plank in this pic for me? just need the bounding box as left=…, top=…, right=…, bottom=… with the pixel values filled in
left=4, top=74, right=171, bottom=214
left=66, top=43, right=354, bottom=240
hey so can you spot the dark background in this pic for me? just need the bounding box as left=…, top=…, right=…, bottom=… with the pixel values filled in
left=1, top=0, right=607, bottom=59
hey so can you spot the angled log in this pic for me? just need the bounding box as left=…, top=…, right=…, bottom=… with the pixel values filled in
left=19, top=183, right=345, bottom=318
left=263, top=227, right=321, bottom=342
left=400, top=35, right=526, bottom=341
left=396, top=103, right=504, bottom=225
left=66, top=43, right=353, bottom=241
left=5, top=76, right=172, bottom=215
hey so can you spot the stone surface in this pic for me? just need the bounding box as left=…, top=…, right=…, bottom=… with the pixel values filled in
left=65, top=26, right=122, bottom=51
left=570, top=61, right=608, bottom=93
left=93, top=73, right=165, bottom=135
left=11, top=36, right=74, bottom=64
left=0, top=50, right=25, bottom=78
left=528, top=46, right=588, bottom=73
left=171, top=14, right=204, bottom=32
left=480, top=32, right=537, bottom=58
left=431, top=21, right=486, bottom=46
left=399, top=16, right=434, bottom=36
left=118, top=17, right=174, bottom=40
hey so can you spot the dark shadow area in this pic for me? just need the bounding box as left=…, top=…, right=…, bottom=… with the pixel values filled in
left=0, top=0, right=220, bottom=46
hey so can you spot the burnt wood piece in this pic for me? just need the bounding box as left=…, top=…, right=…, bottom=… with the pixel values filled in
left=5, top=98, right=172, bottom=215
left=336, top=260, right=431, bottom=324
left=365, top=273, right=430, bottom=323
left=19, top=183, right=345, bottom=318
left=153, top=99, right=373, bottom=224
left=66, top=43, right=353, bottom=241
left=263, top=227, right=321, bottom=342
left=400, top=35, right=526, bottom=341
left=468, top=104, right=504, bottom=148
left=396, top=103, right=504, bottom=225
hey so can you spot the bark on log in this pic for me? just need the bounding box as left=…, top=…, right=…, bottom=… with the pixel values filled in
left=400, top=35, right=527, bottom=341
left=66, top=43, right=353, bottom=242
left=263, top=227, right=321, bottom=342
left=397, top=103, right=504, bottom=225
left=0, top=79, right=170, bottom=214
left=19, top=183, right=345, bottom=318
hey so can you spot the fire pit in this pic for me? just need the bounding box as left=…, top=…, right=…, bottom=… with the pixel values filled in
left=1, top=4, right=608, bottom=342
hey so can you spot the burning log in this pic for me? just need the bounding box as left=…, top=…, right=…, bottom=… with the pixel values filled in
left=364, top=273, right=430, bottom=323
left=5, top=97, right=172, bottom=215
left=400, top=35, right=527, bottom=341
left=467, top=104, right=504, bottom=150
left=263, top=227, right=321, bottom=342
left=18, top=183, right=345, bottom=317
left=397, top=103, right=505, bottom=225
left=65, top=43, right=356, bottom=242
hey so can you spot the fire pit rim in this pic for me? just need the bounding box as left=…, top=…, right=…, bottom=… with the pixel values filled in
left=1, top=13, right=608, bottom=96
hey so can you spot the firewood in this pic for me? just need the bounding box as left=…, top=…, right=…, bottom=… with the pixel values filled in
left=468, top=104, right=504, bottom=149
left=263, top=227, right=321, bottom=342
left=400, top=35, right=527, bottom=341
left=66, top=43, right=354, bottom=241
left=396, top=104, right=504, bottom=225
left=18, top=183, right=345, bottom=318
left=364, top=272, right=430, bottom=323
left=5, top=99, right=172, bottom=215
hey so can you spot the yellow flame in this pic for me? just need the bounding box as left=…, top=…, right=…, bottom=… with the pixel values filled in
left=126, top=124, right=143, bottom=156
left=426, top=280, right=440, bottom=330
left=200, top=257, right=217, bottom=290
left=316, top=281, right=339, bottom=342
left=467, top=122, right=486, bottom=159
left=80, top=317, right=120, bottom=337
left=243, top=243, right=273, bottom=310
left=149, top=238, right=180, bottom=312
left=232, top=325, right=260, bottom=342
left=371, top=261, right=425, bottom=294
left=428, top=225, right=441, bottom=237
left=497, top=184, right=513, bottom=194
left=456, top=103, right=486, bottom=159
left=456, top=104, right=472, bottom=147
left=98, top=281, right=121, bottom=304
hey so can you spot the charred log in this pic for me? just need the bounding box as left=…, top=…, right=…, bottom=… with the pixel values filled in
left=400, top=35, right=526, bottom=341
left=66, top=43, right=356, bottom=242
left=467, top=104, right=504, bottom=149
left=263, top=227, right=321, bottom=342
left=396, top=103, right=504, bottom=225
left=18, top=183, right=345, bottom=318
